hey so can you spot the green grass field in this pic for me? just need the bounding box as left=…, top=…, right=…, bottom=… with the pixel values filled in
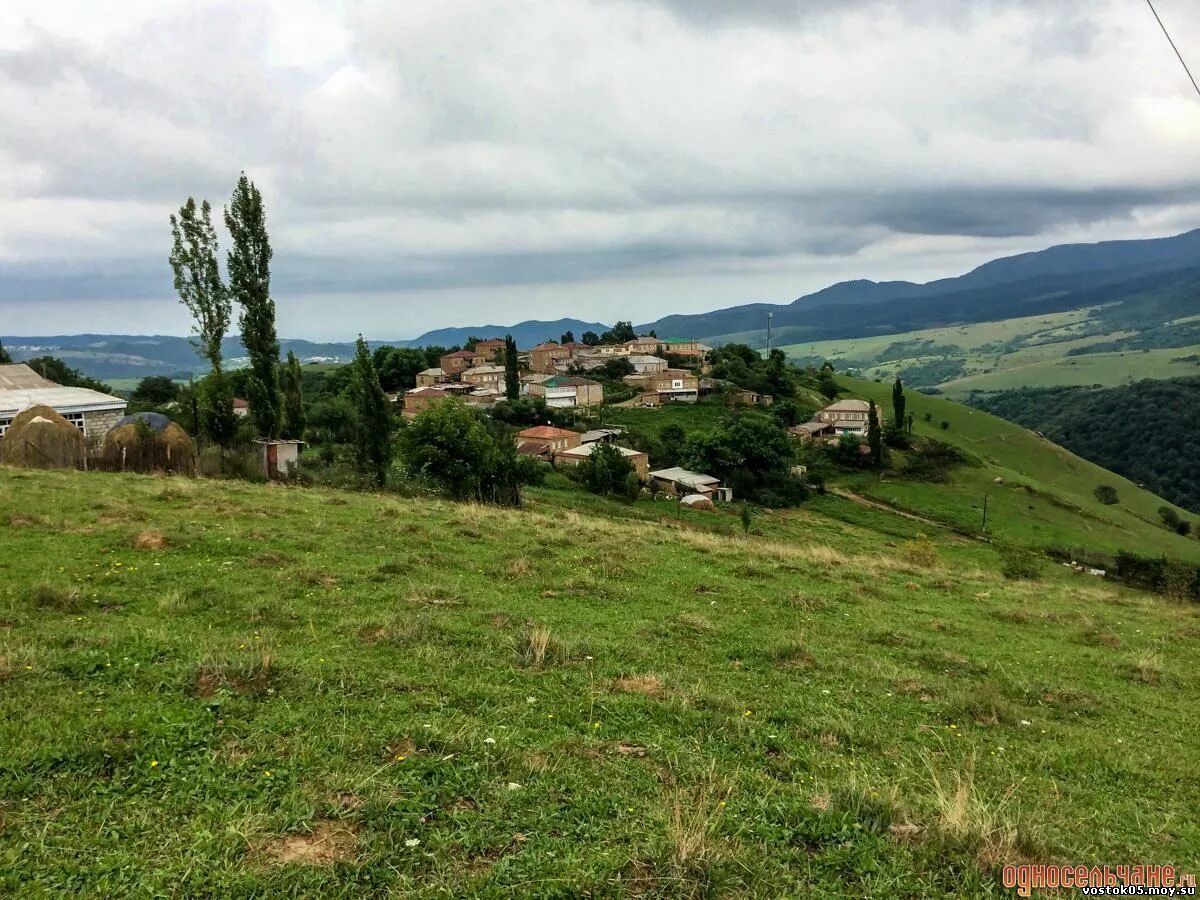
left=2, top=467, right=1199, bottom=896
left=775, top=308, right=1200, bottom=396
left=833, top=376, right=1200, bottom=562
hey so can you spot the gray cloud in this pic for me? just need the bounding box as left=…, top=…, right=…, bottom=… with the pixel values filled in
left=0, top=0, right=1198, bottom=339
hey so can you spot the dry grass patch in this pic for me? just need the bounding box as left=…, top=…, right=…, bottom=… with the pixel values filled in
left=926, top=761, right=1036, bottom=868
left=258, top=821, right=359, bottom=867
left=614, top=674, right=664, bottom=696
left=194, top=651, right=280, bottom=699
left=503, top=556, right=532, bottom=579
left=132, top=529, right=168, bottom=551
left=517, top=623, right=566, bottom=668
left=954, top=679, right=1020, bottom=726
left=406, top=585, right=463, bottom=607
left=663, top=778, right=732, bottom=884
left=1130, top=649, right=1164, bottom=685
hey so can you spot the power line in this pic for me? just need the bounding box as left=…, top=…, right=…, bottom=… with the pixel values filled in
left=1144, top=0, right=1200, bottom=101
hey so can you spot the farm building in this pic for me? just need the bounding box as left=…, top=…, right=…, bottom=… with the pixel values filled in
left=556, top=442, right=650, bottom=479
left=648, top=466, right=732, bottom=502
left=0, top=364, right=126, bottom=441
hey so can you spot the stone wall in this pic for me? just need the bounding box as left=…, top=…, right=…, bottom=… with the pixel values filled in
left=83, top=407, right=126, bottom=441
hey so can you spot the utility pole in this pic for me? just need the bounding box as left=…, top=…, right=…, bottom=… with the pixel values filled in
left=981, top=492, right=989, bottom=535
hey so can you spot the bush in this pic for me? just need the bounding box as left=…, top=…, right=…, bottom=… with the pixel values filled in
left=939, top=420, right=950, bottom=431
left=998, top=545, right=1042, bottom=581
left=902, top=538, right=939, bottom=569
left=902, top=439, right=977, bottom=483
left=1158, top=506, right=1192, bottom=536
left=578, top=441, right=635, bottom=498
left=1093, top=485, right=1119, bottom=506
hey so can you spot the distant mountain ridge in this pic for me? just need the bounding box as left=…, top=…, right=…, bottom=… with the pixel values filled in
left=6, top=227, right=1197, bottom=379
left=638, top=227, right=1200, bottom=344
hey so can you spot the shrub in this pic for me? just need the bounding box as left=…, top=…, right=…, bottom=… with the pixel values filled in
left=1093, top=485, right=1119, bottom=506
left=1158, top=506, right=1192, bottom=536
left=997, top=545, right=1041, bottom=581
left=902, top=538, right=939, bottom=569
left=902, top=439, right=977, bottom=483
left=939, top=420, right=950, bottom=431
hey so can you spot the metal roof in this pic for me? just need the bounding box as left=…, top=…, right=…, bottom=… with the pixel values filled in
left=558, top=443, right=644, bottom=459
left=0, top=386, right=127, bottom=418
left=0, top=364, right=56, bottom=391
left=649, top=466, right=719, bottom=487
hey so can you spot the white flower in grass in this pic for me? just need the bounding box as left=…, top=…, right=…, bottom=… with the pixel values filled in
left=484, top=738, right=496, bottom=745
left=405, top=838, right=420, bottom=848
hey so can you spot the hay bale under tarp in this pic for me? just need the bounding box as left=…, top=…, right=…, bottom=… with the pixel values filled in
left=0, top=405, right=87, bottom=470
left=103, top=413, right=196, bottom=476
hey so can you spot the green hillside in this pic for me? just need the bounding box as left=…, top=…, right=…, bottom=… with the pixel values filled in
left=3, top=468, right=1199, bottom=896
left=831, top=377, right=1200, bottom=562
left=778, top=308, right=1200, bottom=398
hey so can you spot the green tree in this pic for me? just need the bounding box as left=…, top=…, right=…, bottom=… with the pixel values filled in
left=399, top=399, right=534, bottom=505
left=0, top=339, right=11, bottom=364
left=225, top=173, right=280, bottom=439
left=131, top=376, right=180, bottom=405
left=892, top=378, right=907, bottom=430
left=349, top=336, right=394, bottom=486
left=600, top=321, right=636, bottom=344
left=202, top=371, right=239, bottom=450
left=373, top=346, right=432, bottom=392
left=170, top=196, right=234, bottom=445
left=577, top=441, right=634, bottom=497
left=560, top=330, right=575, bottom=344
left=281, top=351, right=306, bottom=441
left=504, top=334, right=519, bottom=400
left=23, top=357, right=113, bottom=394
left=581, top=331, right=600, bottom=346
left=817, top=363, right=839, bottom=401
left=867, top=400, right=883, bottom=467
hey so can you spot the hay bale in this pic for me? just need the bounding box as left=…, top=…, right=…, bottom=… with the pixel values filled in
left=0, top=405, right=86, bottom=470
left=103, top=414, right=196, bottom=476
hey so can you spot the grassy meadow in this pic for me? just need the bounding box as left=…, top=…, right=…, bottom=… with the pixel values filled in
left=3, top=467, right=1200, bottom=896
left=832, top=376, right=1200, bottom=563
left=776, top=309, right=1200, bottom=397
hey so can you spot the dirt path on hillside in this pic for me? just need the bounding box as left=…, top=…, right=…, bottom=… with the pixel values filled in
left=828, top=488, right=982, bottom=542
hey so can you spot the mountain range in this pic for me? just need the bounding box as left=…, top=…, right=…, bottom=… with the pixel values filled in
left=4, top=227, right=1197, bottom=380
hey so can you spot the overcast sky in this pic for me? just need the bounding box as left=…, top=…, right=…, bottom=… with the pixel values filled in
left=1, top=0, right=1199, bottom=340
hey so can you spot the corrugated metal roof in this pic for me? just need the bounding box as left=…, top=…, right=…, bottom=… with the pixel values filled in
left=0, top=386, right=127, bottom=418
left=649, top=466, right=719, bottom=487
left=0, top=364, right=56, bottom=391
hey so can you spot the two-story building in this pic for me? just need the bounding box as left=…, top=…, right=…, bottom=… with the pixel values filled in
left=515, top=426, right=582, bottom=456
left=460, top=365, right=506, bottom=389
left=527, top=375, right=604, bottom=409
left=439, top=349, right=488, bottom=376
left=814, top=399, right=881, bottom=436
left=641, top=368, right=699, bottom=405
left=528, top=342, right=574, bottom=374
left=416, top=367, right=449, bottom=387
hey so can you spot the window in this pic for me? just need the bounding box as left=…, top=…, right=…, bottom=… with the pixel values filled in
left=0, top=412, right=84, bottom=436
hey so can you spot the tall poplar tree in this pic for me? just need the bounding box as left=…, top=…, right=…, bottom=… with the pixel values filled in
left=0, top=339, right=11, bottom=364
left=169, top=197, right=236, bottom=447
left=225, top=173, right=280, bottom=439
left=281, top=351, right=307, bottom=441
left=892, top=378, right=907, bottom=432
left=350, top=336, right=393, bottom=487
left=504, top=334, right=519, bottom=401
left=867, top=400, right=883, bottom=468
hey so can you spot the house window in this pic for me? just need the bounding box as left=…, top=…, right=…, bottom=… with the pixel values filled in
left=63, top=412, right=86, bottom=432
left=672, top=380, right=683, bottom=389
left=0, top=417, right=10, bottom=437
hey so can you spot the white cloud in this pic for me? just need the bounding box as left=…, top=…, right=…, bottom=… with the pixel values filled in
left=0, top=0, right=1198, bottom=339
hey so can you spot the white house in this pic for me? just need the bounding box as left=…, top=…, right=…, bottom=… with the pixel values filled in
left=0, top=364, right=126, bottom=441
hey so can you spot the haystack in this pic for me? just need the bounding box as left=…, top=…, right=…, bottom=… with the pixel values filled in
left=680, top=493, right=714, bottom=510
left=103, top=412, right=196, bottom=476
left=0, top=405, right=87, bottom=470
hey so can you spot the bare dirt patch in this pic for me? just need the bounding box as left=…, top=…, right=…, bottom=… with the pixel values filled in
left=132, top=530, right=168, bottom=551
left=259, top=821, right=359, bottom=866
